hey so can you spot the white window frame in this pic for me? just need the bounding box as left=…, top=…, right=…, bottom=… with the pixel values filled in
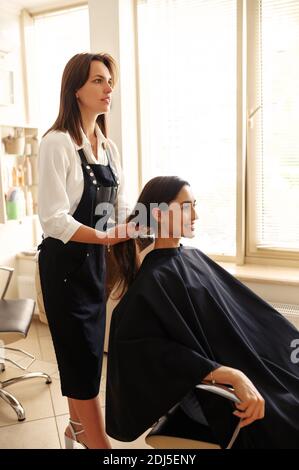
left=246, top=0, right=299, bottom=265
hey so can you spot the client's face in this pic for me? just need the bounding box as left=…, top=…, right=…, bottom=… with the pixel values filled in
left=158, top=185, right=198, bottom=239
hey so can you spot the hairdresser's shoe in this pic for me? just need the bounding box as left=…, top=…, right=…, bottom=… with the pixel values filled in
left=64, top=419, right=88, bottom=449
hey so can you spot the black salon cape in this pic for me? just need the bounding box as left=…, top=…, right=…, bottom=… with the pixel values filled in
left=105, top=245, right=299, bottom=448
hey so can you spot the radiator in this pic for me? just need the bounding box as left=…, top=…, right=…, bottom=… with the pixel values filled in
left=270, top=302, right=299, bottom=330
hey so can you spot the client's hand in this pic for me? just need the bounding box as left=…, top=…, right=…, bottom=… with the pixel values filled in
left=203, top=366, right=265, bottom=429
left=232, top=372, right=265, bottom=428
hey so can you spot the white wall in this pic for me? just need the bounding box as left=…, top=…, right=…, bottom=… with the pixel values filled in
left=244, top=280, right=299, bottom=306
left=0, top=6, right=27, bottom=126
left=0, top=217, right=37, bottom=297
left=0, top=5, right=31, bottom=296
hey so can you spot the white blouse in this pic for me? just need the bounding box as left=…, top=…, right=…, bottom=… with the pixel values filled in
left=38, top=125, right=130, bottom=244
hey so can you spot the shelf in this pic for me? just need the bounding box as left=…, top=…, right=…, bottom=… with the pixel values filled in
left=0, top=124, right=39, bottom=224
left=0, top=123, right=40, bottom=131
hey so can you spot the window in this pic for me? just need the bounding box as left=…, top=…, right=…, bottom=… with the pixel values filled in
left=137, top=0, right=238, bottom=257
left=33, top=5, right=90, bottom=134
left=248, top=0, right=299, bottom=256
left=137, top=0, right=299, bottom=261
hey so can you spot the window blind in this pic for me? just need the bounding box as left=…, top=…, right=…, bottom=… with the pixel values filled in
left=137, top=0, right=237, bottom=256
left=255, top=0, right=299, bottom=251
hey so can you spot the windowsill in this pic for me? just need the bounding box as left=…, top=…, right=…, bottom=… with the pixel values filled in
left=218, top=262, right=299, bottom=287
left=16, top=251, right=37, bottom=260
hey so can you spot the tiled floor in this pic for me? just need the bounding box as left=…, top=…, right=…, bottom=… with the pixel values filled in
left=0, top=318, right=151, bottom=449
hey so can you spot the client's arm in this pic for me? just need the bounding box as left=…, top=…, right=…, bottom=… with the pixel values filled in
left=204, top=366, right=265, bottom=429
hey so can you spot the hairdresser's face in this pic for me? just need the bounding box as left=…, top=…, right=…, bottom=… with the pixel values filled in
left=157, top=185, right=198, bottom=239
left=75, top=61, right=113, bottom=115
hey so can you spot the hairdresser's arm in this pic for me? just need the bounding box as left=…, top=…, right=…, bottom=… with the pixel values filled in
left=70, top=223, right=135, bottom=245
left=203, top=366, right=265, bottom=428
left=38, top=136, right=136, bottom=246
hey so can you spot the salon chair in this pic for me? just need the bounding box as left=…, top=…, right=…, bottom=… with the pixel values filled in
left=0, top=266, right=52, bottom=421
left=145, top=383, right=241, bottom=449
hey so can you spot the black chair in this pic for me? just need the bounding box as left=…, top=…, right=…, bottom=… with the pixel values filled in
left=0, top=266, right=52, bottom=421
left=145, top=383, right=241, bottom=449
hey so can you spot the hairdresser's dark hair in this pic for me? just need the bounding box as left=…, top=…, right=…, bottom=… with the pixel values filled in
left=44, top=52, right=118, bottom=143
left=111, top=176, right=190, bottom=297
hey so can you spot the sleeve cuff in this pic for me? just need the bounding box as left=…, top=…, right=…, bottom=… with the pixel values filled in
left=60, top=219, right=82, bottom=244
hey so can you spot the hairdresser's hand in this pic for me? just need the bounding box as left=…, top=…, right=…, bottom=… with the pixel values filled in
left=103, top=221, right=137, bottom=245
left=124, top=223, right=150, bottom=239
left=232, top=371, right=265, bottom=428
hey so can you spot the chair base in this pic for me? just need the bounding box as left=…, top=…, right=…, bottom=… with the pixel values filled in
left=1, top=346, right=35, bottom=371
left=0, top=372, right=52, bottom=421
left=0, top=388, right=26, bottom=421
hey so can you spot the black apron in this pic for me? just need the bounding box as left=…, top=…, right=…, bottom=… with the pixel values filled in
left=38, top=147, right=119, bottom=399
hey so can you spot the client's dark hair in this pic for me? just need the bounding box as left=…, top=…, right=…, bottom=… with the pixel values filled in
left=111, top=176, right=190, bottom=297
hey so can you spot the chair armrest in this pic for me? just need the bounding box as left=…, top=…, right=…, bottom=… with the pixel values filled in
left=196, top=383, right=241, bottom=448
left=196, top=383, right=240, bottom=404
left=147, top=383, right=241, bottom=449
left=0, top=266, right=14, bottom=300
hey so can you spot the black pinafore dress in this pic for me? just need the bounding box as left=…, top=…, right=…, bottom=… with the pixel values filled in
left=38, top=147, right=119, bottom=399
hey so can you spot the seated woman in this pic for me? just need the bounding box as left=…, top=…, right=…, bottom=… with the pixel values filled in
left=105, top=176, right=299, bottom=449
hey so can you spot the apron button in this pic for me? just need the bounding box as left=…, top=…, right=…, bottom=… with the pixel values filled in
left=90, top=172, right=94, bottom=176
left=87, top=253, right=90, bottom=257
left=97, top=187, right=100, bottom=191
left=64, top=278, right=67, bottom=282
left=93, top=180, right=97, bottom=184
left=86, top=165, right=91, bottom=169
